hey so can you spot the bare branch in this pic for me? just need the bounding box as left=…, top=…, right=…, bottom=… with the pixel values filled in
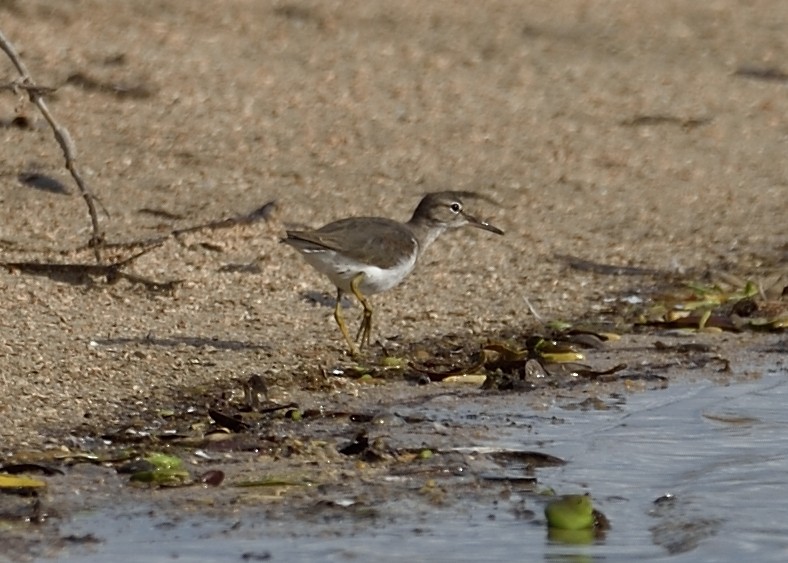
left=0, top=28, right=104, bottom=262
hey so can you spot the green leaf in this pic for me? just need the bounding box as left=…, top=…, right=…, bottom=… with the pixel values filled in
left=545, top=494, right=595, bottom=530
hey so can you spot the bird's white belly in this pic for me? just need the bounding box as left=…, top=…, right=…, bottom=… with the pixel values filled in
left=300, top=249, right=418, bottom=295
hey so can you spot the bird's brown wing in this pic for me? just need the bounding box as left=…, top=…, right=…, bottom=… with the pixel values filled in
left=285, top=217, right=417, bottom=270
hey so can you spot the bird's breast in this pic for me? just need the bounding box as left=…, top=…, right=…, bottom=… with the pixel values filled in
left=299, top=247, right=418, bottom=295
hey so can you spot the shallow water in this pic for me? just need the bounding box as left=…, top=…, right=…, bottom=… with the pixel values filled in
left=49, top=368, right=788, bottom=563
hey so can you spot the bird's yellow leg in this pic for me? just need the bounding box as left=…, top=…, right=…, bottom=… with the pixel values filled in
left=350, top=273, right=374, bottom=349
left=333, top=288, right=359, bottom=358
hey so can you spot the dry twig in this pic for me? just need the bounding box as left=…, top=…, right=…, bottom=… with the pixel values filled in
left=0, top=28, right=104, bottom=261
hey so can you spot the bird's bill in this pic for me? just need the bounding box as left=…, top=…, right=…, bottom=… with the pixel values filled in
left=463, top=212, right=504, bottom=235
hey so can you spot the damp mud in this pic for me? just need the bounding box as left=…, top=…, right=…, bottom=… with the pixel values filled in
left=4, top=351, right=787, bottom=562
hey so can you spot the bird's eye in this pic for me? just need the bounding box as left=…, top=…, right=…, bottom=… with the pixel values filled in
left=450, top=202, right=462, bottom=214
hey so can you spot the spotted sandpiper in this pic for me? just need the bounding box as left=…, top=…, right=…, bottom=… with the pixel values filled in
left=282, top=191, right=504, bottom=357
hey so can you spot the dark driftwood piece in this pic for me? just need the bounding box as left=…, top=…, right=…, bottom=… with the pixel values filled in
left=1, top=246, right=178, bottom=292
left=0, top=201, right=277, bottom=290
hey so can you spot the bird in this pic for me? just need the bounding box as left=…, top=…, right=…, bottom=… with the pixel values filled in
left=282, top=191, right=504, bottom=357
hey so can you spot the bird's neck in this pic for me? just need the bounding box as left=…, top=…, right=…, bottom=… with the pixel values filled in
left=406, top=216, right=447, bottom=255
